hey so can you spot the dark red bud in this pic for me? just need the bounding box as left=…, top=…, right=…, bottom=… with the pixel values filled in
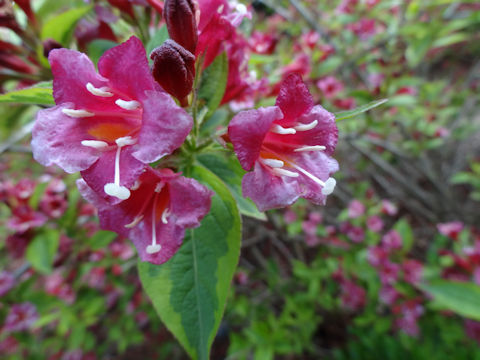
left=163, top=0, right=198, bottom=54
left=150, top=39, right=195, bottom=106
left=43, top=38, right=63, bottom=58
left=0, top=0, right=21, bottom=33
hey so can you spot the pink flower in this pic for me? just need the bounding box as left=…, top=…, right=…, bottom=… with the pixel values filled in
left=437, top=221, right=464, bottom=240
left=228, top=74, right=338, bottom=211
left=379, top=285, right=400, bottom=305
left=249, top=31, right=277, bottom=54
left=333, top=98, right=356, bottom=110
left=316, top=76, right=344, bottom=99
left=347, top=225, right=365, bottom=243
left=394, top=300, right=424, bottom=337
left=283, top=209, right=297, bottom=224
left=465, top=319, right=480, bottom=344
left=340, top=279, right=366, bottom=311
left=32, top=37, right=192, bottom=202
left=379, top=261, right=400, bottom=285
left=403, top=259, right=423, bottom=284
left=382, top=230, right=403, bottom=252
left=0, top=272, right=15, bottom=296
left=367, top=246, right=388, bottom=267
left=78, top=168, right=213, bottom=264
left=7, top=205, right=47, bottom=233
left=3, top=302, right=38, bottom=332
left=367, top=215, right=384, bottom=232
left=347, top=199, right=365, bottom=218
left=381, top=200, right=398, bottom=216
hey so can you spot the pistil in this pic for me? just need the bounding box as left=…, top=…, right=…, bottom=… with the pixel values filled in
left=104, top=136, right=137, bottom=200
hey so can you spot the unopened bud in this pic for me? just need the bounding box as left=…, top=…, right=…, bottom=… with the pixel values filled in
left=163, top=0, right=198, bottom=54
left=150, top=39, right=195, bottom=106
left=43, top=38, right=63, bottom=58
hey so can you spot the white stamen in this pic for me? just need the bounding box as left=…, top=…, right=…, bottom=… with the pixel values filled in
left=81, top=140, right=109, bottom=149
left=104, top=183, right=131, bottom=200
left=236, top=3, right=247, bottom=14
left=104, top=146, right=131, bottom=200
left=115, top=136, right=137, bottom=147
left=294, top=145, right=326, bottom=152
left=271, top=124, right=296, bottom=135
left=62, top=109, right=95, bottom=118
left=146, top=198, right=161, bottom=254
left=272, top=168, right=299, bottom=178
left=289, top=162, right=335, bottom=196
left=86, top=82, right=113, bottom=97
left=154, top=183, right=164, bottom=193
left=124, top=215, right=144, bottom=228
left=115, top=99, right=140, bottom=110
left=294, top=120, right=318, bottom=131
left=260, top=158, right=284, bottom=168
left=217, top=4, right=224, bottom=13
left=161, top=208, right=170, bottom=224
left=131, top=180, right=141, bottom=191
left=321, top=178, right=336, bottom=195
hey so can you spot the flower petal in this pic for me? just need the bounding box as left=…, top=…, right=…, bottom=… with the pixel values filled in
left=98, top=36, right=159, bottom=101
left=168, top=176, right=213, bottom=228
left=242, top=161, right=300, bottom=211
left=31, top=104, right=100, bottom=173
left=81, top=146, right=145, bottom=201
left=132, top=91, right=193, bottom=163
left=228, top=106, right=283, bottom=170
left=49, top=49, right=114, bottom=111
left=275, top=73, right=314, bottom=122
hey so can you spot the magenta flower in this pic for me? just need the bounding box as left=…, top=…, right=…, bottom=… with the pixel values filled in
left=347, top=199, right=365, bottom=218
left=32, top=36, right=192, bottom=201
left=228, top=74, right=338, bottom=211
left=3, top=302, right=38, bottom=332
left=366, top=215, right=384, bottom=232
left=382, top=230, right=402, bottom=252
left=437, top=221, right=464, bottom=240
left=0, top=271, right=15, bottom=297
left=78, top=168, right=213, bottom=264
left=316, top=76, right=344, bottom=99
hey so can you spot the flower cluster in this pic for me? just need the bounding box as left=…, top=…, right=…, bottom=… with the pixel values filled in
left=31, top=36, right=212, bottom=264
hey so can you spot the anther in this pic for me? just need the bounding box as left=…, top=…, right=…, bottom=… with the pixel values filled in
left=294, top=145, right=326, bottom=152
left=260, top=158, right=284, bottom=168
left=161, top=208, right=170, bottom=224
left=154, top=183, right=164, bottom=193
left=218, top=4, right=224, bottom=13
left=130, top=180, right=141, bottom=191
left=124, top=215, right=144, bottom=228
left=115, top=136, right=137, bottom=147
left=86, top=82, right=113, bottom=97
left=115, top=99, right=141, bottom=110
left=321, top=178, right=336, bottom=195
left=272, top=168, right=299, bottom=178
left=62, top=109, right=95, bottom=118
left=81, top=140, right=109, bottom=149
left=294, top=120, right=318, bottom=131
left=271, top=124, right=296, bottom=135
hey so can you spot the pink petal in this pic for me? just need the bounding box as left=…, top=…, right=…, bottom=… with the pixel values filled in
left=168, top=176, right=213, bottom=228
left=228, top=106, right=283, bottom=170
left=242, top=161, right=300, bottom=211
left=275, top=73, right=314, bottom=122
left=32, top=104, right=100, bottom=173
left=49, top=49, right=113, bottom=112
left=81, top=146, right=145, bottom=201
left=132, top=91, right=192, bottom=163
left=98, top=36, right=159, bottom=101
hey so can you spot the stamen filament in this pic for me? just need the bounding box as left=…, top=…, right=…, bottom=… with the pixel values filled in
left=62, top=109, right=95, bottom=118
left=294, top=120, right=318, bottom=131
left=125, top=215, right=144, bottom=228
left=271, top=124, right=296, bottom=135
left=86, top=82, right=113, bottom=97
left=146, top=194, right=161, bottom=254
left=272, top=168, right=299, bottom=177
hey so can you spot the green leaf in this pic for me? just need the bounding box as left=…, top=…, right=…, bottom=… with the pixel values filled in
left=198, top=52, right=228, bottom=119
left=0, top=82, right=54, bottom=105
left=41, top=6, right=93, bottom=45
left=420, top=280, right=480, bottom=321
left=197, top=152, right=266, bottom=220
left=335, top=99, right=388, bottom=121
left=394, top=218, right=414, bottom=253
left=26, top=230, right=60, bottom=274
left=87, top=40, right=118, bottom=65
left=138, top=166, right=241, bottom=360
left=146, top=25, right=169, bottom=56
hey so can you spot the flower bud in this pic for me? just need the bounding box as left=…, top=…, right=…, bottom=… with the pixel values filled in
left=43, top=38, right=63, bottom=58
left=163, top=0, right=198, bottom=54
left=150, top=39, right=195, bottom=106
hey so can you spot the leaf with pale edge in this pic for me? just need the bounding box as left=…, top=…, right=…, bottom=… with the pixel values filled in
left=0, top=82, right=54, bottom=105
left=41, top=6, right=93, bottom=45
left=335, top=99, right=388, bottom=121
left=138, top=166, right=241, bottom=360
left=198, top=52, right=228, bottom=119
left=420, top=280, right=480, bottom=321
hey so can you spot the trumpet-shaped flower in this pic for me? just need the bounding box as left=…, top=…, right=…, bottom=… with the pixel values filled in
left=228, top=73, right=338, bottom=211
left=32, top=36, right=192, bottom=201
left=77, top=168, right=213, bottom=264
